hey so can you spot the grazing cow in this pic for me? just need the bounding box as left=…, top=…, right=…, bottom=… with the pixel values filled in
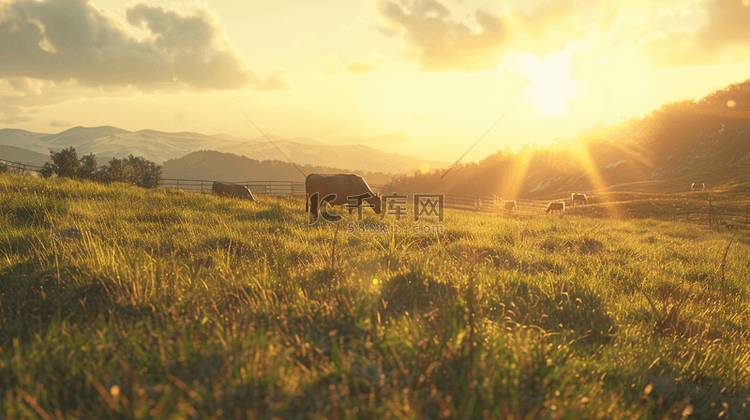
left=306, top=173, right=382, bottom=219
left=212, top=182, right=256, bottom=201
left=546, top=201, right=565, bottom=215
left=504, top=200, right=517, bottom=213
left=691, top=183, right=705, bottom=192
left=571, top=193, right=588, bottom=206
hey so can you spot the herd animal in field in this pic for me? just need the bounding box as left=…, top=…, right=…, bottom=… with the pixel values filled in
left=546, top=201, right=565, bottom=215
left=691, top=183, right=705, bottom=192
left=212, top=182, right=256, bottom=201
left=306, top=173, right=382, bottom=218
left=504, top=200, right=517, bottom=213
left=571, top=193, right=587, bottom=206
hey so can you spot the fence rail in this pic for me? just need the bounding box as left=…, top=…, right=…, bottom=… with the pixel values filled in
left=0, top=159, right=44, bottom=176
left=380, top=190, right=554, bottom=216
left=674, top=201, right=750, bottom=229
left=159, top=179, right=307, bottom=197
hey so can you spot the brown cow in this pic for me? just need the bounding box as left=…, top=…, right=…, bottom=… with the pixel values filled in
left=306, top=174, right=381, bottom=219
left=212, top=182, right=256, bottom=201
left=545, top=201, right=565, bottom=215
left=504, top=200, right=517, bottom=213
left=571, top=193, right=587, bottom=206
left=691, top=183, right=705, bottom=192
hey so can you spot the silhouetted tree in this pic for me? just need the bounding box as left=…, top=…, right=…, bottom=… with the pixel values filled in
left=101, top=157, right=127, bottom=183
left=124, top=155, right=161, bottom=188
left=77, top=153, right=98, bottom=180
left=40, top=163, right=55, bottom=178
left=40, top=147, right=162, bottom=188
left=49, top=147, right=80, bottom=178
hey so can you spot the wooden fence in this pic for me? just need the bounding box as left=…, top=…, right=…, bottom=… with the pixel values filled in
left=0, top=159, right=44, bottom=176
left=159, top=179, right=307, bottom=197
left=380, top=189, right=553, bottom=216
left=673, top=200, right=750, bottom=230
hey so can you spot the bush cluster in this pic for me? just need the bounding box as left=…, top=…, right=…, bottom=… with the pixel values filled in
left=40, top=147, right=162, bottom=188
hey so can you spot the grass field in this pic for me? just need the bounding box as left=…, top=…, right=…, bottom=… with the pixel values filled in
left=1, top=173, right=749, bottom=419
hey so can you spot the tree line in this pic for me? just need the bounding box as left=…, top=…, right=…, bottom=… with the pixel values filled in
left=40, top=147, right=162, bottom=189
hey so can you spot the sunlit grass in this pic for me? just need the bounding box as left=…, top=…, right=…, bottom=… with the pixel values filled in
left=0, top=173, right=749, bottom=418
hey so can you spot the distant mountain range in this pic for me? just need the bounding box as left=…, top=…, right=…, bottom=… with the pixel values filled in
left=0, top=127, right=446, bottom=176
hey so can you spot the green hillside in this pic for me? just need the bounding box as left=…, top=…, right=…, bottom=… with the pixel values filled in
left=1, top=174, right=749, bottom=418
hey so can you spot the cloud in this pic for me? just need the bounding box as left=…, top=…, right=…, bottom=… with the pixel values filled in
left=376, top=0, right=509, bottom=72
left=0, top=105, right=30, bottom=123
left=8, top=77, right=42, bottom=95
left=375, top=0, right=722, bottom=73
left=372, top=0, right=619, bottom=72
left=0, top=78, right=133, bottom=109
left=0, top=0, right=291, bottom=91
left=346, top=60, right=382, bottom=74
left=254, top=72, right=294, bottom=91
left=322, top=52, right=387, bottom=75
left=638, top=0, right=750, bottom=67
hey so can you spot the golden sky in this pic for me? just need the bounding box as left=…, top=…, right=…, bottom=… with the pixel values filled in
left=2, top=0, right=750, bottom=162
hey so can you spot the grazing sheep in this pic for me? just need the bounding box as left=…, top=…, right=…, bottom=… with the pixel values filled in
left=571, top=193, right=587, bottom=206
left=504, top=200, right=517, bottom=213
left=545, top=201, right=565, bottom=215
left=691, top=183, right=705, bottom=192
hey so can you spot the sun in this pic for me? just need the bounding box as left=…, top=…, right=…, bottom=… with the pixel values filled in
left=510, top=51, right=583, bottom=116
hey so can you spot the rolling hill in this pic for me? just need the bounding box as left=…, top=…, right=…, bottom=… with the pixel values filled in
left=162, top=150, right=393, bottom=185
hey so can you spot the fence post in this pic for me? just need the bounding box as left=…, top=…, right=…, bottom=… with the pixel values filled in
left=686, top=208, right=690, bottom=221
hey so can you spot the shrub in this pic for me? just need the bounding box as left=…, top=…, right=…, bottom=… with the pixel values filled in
left=49, top=147, right=80, bottom=178
left=77, top=153, right=98, bottom=180
left=40, top=162, right=55, bottom=178
left=43, top=148, right=162, bottom=188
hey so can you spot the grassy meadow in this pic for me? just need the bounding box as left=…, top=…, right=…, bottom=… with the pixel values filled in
left=1, top=173, right=749, bottom=419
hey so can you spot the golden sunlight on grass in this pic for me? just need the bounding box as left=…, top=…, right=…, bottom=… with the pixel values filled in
left=499, top=147, right=536, bottom=200
left=569, top=138, right=625, bottom=219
